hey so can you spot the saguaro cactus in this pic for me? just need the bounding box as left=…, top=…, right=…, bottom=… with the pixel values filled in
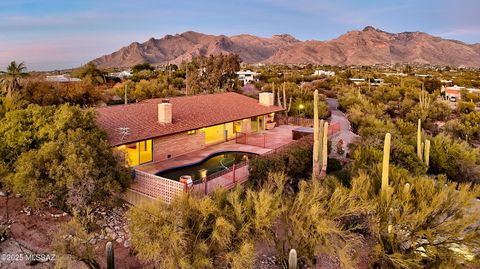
left=272, top=82, right=275, bottom=103
left=424, top=139, right=430, bottom=166
left=417, top=119, right=422, bottom=160
left=288, top=249, right=297, bottom=269
left=313, top=90, right=320, bottom=177
left=312, top=90, right=329, bottom=178
left=381, top=133, right=391, bottom=195
left=106, top=241, right=115, bottom=269
left=419, top=90, right=431, bottom=118
left=277, top=88, right=282, bottom=107
left=282, top=82, right=292, bottom=116
left=321, top=121, right=329, bottom=177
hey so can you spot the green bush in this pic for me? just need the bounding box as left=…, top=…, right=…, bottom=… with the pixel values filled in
left=429, top=134, right=480, bottom=183
left=248, top=136, right=313, bottom=189
left=0, top=104, right=130, bottom=212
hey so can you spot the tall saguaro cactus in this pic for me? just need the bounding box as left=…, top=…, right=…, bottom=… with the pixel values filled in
left=312, top=90, right=328, bottom=178
left=417, top=119, right=422, bottom=160
left=424, top=139, right=431, bottom=166
left=313, top=90, right=320, bottom=176
left=419, top=90, right=431, bottom=118
left=417, top=118, right=431, bottom=167
left=381, top=133, right=391, bottom=195
left=271, top=82, right=275, bottom=103
left=321, top=121, right=329, bottom=177
left=277, top=88, right=282, bottom=107
left=282, top=82, right=292, bottom=116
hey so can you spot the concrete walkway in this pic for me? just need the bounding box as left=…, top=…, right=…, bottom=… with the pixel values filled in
left=326, top=98, right=359, bottom=158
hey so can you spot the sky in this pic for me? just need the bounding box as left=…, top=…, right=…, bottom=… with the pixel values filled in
left=1, top=0, right=479, bottom=71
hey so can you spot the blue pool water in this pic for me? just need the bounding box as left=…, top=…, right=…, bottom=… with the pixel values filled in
left=156, top=151, right=257, bottom=181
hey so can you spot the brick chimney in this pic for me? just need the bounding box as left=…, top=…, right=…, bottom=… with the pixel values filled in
left=158, top=99, right=172, bottom=124
left=259, top=92, right=274, bottom=106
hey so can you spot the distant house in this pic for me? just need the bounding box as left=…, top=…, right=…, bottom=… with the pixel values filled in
left=313, top=70, right=335, bottom=77
left=236, top=70, right=259, bottom=85
left=415, top=74, right=433, bottom=78
left=108, top=70, right=133, bottom=79
left=45, top=74, right=81, bottom=83
left=443, top=85, right=480, bottom=101
left=370, top=78, right=384, bottom=86
left=348, top=78, right=365, bottom=85
left=95, top=92, right=283, bottom=167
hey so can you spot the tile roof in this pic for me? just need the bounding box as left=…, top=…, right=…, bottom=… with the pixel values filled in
left=95, top=92, right=284, bottom=146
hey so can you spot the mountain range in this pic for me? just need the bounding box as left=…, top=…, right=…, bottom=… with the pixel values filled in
left=91, top=26, right=480, bottom=68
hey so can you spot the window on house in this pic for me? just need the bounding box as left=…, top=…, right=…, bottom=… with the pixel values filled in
left=116, top=139, right=153, bottom=167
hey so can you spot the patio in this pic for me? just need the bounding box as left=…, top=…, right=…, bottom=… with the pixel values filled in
left=123, top=125, right=299, bottom=204
left=136, top=124, right=299, bottom=175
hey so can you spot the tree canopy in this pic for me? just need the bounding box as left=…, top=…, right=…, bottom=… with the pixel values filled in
left=0, top=104, right=129, bottom=212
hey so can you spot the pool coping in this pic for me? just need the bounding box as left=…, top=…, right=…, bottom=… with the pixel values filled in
left=155, top=150, right=259, bottom=176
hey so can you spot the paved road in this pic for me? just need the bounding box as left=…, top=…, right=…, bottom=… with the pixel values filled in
left=326, top=98, right=359, bottom=158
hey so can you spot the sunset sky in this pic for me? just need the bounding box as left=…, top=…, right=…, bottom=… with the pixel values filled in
left=1, top=0, right=479, bottom=71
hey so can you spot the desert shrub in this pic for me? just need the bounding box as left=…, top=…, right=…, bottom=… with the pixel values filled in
left=128, top=177, right=284, bottom=269
left=429, top=134, right=480, bottom=183
left=248, top=136, right=313, bottom=189
left=0, top=104, right=129, bottom=212
left=356, top=172, right=480, bottom=268
left=52, top=215, right=99, bottom=268
left=129, top=173, right=366, bottom=269
left=457, top=101, right=475, bottom=114
left=444, top=111, right=480, bottom=141
left=273, top=177, right=368, bottom=268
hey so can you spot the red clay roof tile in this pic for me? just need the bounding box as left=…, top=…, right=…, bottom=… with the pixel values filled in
left=95, top=92, right=283, bottom=146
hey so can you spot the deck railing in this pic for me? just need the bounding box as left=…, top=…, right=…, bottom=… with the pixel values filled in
left=235, top=132, right=266, bottom=148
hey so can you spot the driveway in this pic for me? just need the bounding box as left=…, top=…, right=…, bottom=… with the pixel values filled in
left=326, top=98, right=359, bottom=158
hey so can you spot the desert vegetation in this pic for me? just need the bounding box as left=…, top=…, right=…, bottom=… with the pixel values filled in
left=1, top=59, right=480, bottom=268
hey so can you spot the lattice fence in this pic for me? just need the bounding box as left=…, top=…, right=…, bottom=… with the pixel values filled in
left=130, top=170, right=185, bottom=204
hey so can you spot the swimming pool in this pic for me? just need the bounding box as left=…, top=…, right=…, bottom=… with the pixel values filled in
left=156, top=151, right=257, bottom=182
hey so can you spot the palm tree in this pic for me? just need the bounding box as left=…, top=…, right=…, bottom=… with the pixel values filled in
left=0, top=61, right=28, bottom=97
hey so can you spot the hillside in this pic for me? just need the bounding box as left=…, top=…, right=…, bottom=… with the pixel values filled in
left=91, top=26, right=480, bottom=68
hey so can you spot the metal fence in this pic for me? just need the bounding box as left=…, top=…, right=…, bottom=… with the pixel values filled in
left=235, top=132, right=266, bottom=148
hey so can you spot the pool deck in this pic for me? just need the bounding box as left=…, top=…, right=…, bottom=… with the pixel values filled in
left=136, top=125, right=298, bottom=174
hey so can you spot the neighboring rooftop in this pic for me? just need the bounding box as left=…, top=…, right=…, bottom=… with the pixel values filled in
left=45, top=74, right=81, bottom=82
left=95, top=92, right=284, bottom=146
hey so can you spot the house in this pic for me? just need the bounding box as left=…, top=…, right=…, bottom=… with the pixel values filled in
left=45, top=74, right=81, bottom=82
left=348, top=78, right=365, bottom=85
left=95, top=92, right=283, bottom=167
left=415, top=74, right=433, bottom=78
left=370, top=78, right=384, bottom=86
left=443, top=85, right=480, bottom=101
left=236, top=70, right=259, bottom=85
left=108, top=70, right=133, bottom=79
left=313, top=70, right=335, bottom=77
